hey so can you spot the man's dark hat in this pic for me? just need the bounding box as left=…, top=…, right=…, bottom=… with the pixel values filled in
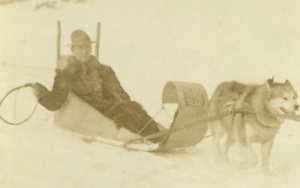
left=66, top=29, right=95, bottom=46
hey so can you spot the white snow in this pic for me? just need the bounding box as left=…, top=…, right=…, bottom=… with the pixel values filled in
left=1, top=0, right=300, bottom=187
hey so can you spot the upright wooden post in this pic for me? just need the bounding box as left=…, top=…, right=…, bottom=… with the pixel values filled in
left=57, top=20, right=61, bottom=66
left=95, top=23, right=101, bottom=60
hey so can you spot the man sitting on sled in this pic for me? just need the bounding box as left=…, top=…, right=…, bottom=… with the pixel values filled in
left=31, top=29, right=161, bottom=140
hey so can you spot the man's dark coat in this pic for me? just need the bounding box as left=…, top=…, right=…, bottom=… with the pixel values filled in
left=36, top=55, right=160, bottom=137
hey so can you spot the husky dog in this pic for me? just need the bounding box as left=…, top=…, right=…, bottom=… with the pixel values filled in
left=209, top=78, right=298, bottom=173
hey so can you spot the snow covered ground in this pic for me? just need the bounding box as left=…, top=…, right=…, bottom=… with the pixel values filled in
left=1, top=0, right=300, bottom=187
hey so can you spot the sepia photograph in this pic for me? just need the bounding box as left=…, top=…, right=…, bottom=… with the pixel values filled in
left=1, top=0, right=300, bottom=187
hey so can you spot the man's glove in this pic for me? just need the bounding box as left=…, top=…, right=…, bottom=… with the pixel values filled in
left=31, top=83, right=48, bottom=100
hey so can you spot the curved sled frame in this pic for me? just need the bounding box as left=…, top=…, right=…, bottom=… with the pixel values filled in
left=121, top=81, right=210, bottom=151
left=155, top=81, right=209, bottom=151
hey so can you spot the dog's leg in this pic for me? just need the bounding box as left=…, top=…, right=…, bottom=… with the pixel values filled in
left=260, top=138, right=274, bottom=174
left=212, top=128, right=223, bottom=163
left=235, top=117, right=257, bottom=167
left=213, top=135, right=222, bottom=163
left=238, top=141, right=257, bottom=168
left=220, top=134, right=233, bottom=163
left=214, top=135, right=233, bottom=165
left=211, top=122, right=229, bottom=164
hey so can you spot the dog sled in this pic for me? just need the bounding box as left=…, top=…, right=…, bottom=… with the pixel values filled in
left=50, top=21, right=212, bottom=151
left=0, top=21, right=210, bottom=152
left=54, top=81, right=210, bottom=151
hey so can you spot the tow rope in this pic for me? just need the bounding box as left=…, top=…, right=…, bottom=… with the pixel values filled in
left=0, top=83, right=38, bottom=125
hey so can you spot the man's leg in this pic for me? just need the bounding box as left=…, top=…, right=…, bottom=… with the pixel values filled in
left=106, top=101, right=161, bottom=138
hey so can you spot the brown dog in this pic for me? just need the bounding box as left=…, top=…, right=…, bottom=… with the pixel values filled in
left=209, top=78, right=298, bottom=173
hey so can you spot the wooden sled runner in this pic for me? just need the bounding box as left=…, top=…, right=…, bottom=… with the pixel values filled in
left=54, top=81, right=209, bottom=151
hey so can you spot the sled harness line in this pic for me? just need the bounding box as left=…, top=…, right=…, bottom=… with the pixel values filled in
left=127, top=109, right=300, bottom=143
left=137, top=106, right=170, bottom=135
left=0, top=83, right=38, bottom=126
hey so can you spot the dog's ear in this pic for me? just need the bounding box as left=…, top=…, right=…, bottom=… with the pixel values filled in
left=265, top=78, right=274, bottom=93
left=285, top=79, right=292, bottom=87
left=285, top=79, right=297, bottom=94
left=264, top=78, right=274, bottom=99
left=266, top=77, right=274, bottom=87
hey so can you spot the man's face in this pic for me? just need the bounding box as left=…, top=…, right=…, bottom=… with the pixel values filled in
left=71, top=44, right=92, bottom=63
